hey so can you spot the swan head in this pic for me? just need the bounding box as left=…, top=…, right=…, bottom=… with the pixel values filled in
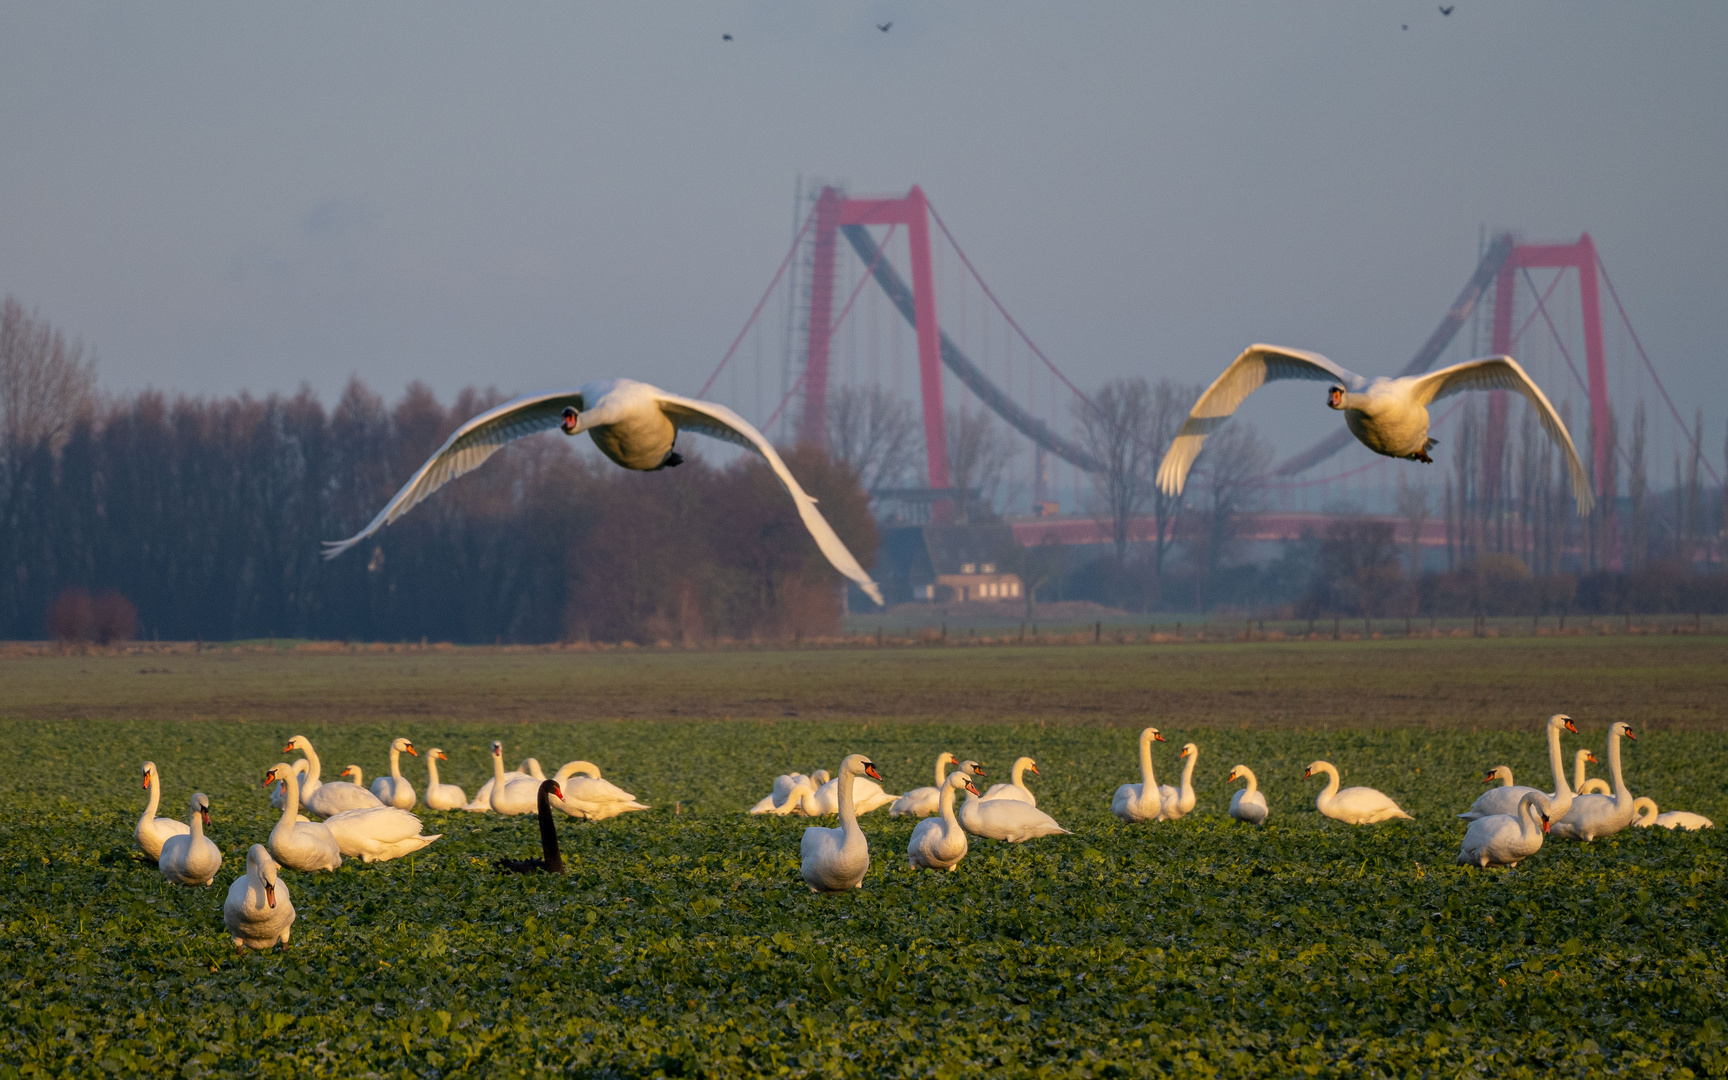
left=1179, top=743, right=1196, bottom=759
left=949, top=772, right=981, bottom=797
left=249, top=846, right=281, bottom=907
left=392, top=738, right=417, bottom=757
left=1143, top=727, right=1166, bottom=744
left=840, top=754, right=882, bottom=782
left=433, top=749, right=448, bottom=761
left=284, top=735, right=311, bottom=754
left=1327, top=386, right=1346, bottom=410
left=1585, top=751, right=1598, bottom=764
left=955, top=759, right=985, bottom=778
left=342, top=766, right=362, bottom=784
left=141, top=762, right=155, bottom=790
left=560, top=404, right=590, bottom=436
left=541, top=780, right=564, bottom=801
left=491, top=740, right=504, bottom=758
left=1302, top=761, right=1332, bottom=781
left=263, top=764, right=286, bottom=788
left=1616, top=723, right=1635, bottom=741
left=1550, top=714, right=1578, bottom=734
left=191, top=793, right=210, bottom=827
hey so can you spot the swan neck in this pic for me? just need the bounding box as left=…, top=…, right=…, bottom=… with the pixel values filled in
left=141, top=769, right=161, bottom=825
left=426, top=756, right=440, bottom=786
left=1012, top=760, right=1028, bottom=787
left=492, top=751, right=506, bottom=782
left=389, top=746, right=403, bottom=781
left=1241, top=768, right=1258, bottom=795
left=1139, top=732, right=1156, bottom=789
left=300, top=743, right=321, bottom=784
left=837, top=766, right=861, bottom=838
left=934, top=756, right=950, bottom=787
left=189, top=802, right=205, bottom=841
left=1607, top=728, right=1629, bottom=804
left=279, top=768, right=300, bottom=823
left=1546, top=720, right=1571, bottom=796
left=1179, top=749, right=1197, bottom=796
left=1572, top=750, right=1587, bottom=792
left=537, top=786, right=563, bottom=872
left=1318, top=765, right=1340, bottom=803
left=938, top=778, right=960, bottom=829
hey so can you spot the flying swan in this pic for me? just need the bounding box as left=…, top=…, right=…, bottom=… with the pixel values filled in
left=1155, top=346, right=1593, bottom=516
left=319, top=378, right=884, bottom=604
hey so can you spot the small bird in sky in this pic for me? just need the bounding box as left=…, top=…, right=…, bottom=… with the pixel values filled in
left=1439, top=5, right=1454, bottom=14
left=1401, top=24, right=1409, bottom=30
left=877, top=22, right=892, bottom=33
left=722, top=33, right=733, bottom=41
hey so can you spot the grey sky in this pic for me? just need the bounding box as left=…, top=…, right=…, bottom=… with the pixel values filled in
left=2, top=2, right=1724, bottom=481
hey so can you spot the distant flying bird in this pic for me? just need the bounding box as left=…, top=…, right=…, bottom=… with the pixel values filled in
left=722, top=33, right=733, bottom=41
left=1154, top=346, right=1594, bottom=515
left=877, top=22, right=892, bottom=32
left=1402, top=24, right=1409, bottom=30
left=322, top=378, right=885, bottom=604
left=1439, top=5, right=1454, bottom=14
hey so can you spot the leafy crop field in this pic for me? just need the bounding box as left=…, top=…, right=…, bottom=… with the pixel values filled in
left=2, top=639, right=1726, bottom=1077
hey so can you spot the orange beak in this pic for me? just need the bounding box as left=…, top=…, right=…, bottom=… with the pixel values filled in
left=865, top=763, right=883, bottom=782
left=199, top=808, right=211, bottom=827
left=965, top=781, right=980, bottom=796
left=1541, top=817, right=1551, bottom=834
left=436, top=751, right=448, bottom=761
left=561, top=407, right=579, bottom=434
left=1028, top=764, right=1040, bottom=775
left=550, top=783, right=564, bottom=800
left=265, top=883, right=276, bottom=909
left=1153, top=732, right=1166, bottom=742
left=282, top=743, right=294, bottom=753
left=263, top=770, right=277, bottom=787
left=142, top=774, right=151, bottom=791
left=1303, top=767, right=1313, bottom=779
left=1563, top=718, right=1578, bottom=733
left=1623, top=728, right=1636, bottom=741
left=1587, top=752, right=1598, bottom=763
left=404, top=745, right=418, bottom=757
left=1482, top=773, right=1496, bottom=785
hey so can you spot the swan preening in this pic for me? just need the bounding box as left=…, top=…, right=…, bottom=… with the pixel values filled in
left=159, top=793, right=222, bottom=885
left=1456, top=791, right=1551, bottom=869
left=1549, top=723, right=1637, bottom=842
left=1227, top=766, right=1268, bottom=825
left=1156, top=346, right=1593, bottom=516
left=1112, top=728, right=1196, bottom=822
left=224, top=845, right=295, bottom=951
left=370, top=738, right=419, bottom=809
left=319, top=378, right=884, bottom=604
left=1305, top=761, right=1412, bottom=825
left=1631, top=798, right=1713, bottom=831
left=136, top=761, right=190, bottom=861
left=1458, top=714, right=1580, bottom=822
left=499, top=780, right=567, bottom=874
left=801, top=755, right=882, bottom=892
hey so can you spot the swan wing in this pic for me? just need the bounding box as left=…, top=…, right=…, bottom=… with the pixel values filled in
left=1156, top=345, right=1366, bottom=496
left=653, top=391, right=884, bottom=605
left=1408, top=356, right=1592, bottom=515
left=321, top=389, right=587, bottom=559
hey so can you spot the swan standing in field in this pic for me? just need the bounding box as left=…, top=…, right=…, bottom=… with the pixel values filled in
left=1155, top=346, right=1592, bottom=516
left=550, top=761, right=651, bottom=820
left=888, top=755, right=958, bottom=818
left=1304, top=761, right=1412, bottom=825
left=1112, top=727, right=1184, bottom=822
left=908, top=770, right=981, bottom=871
left=370, top=738, right=419, bottom=809
left=1227, top=766, right=1269, bottom=825
left=1456, top=791, right=1551, bottom=869
left=281, top=735, right=325, bottom=798
left=981, top=757, right=1041, bottom=807
left=423, top=749, right=470, bottom=811
left=1574, top=749, right=1609, bottom=796
left=1457, top=714, right=1580, bottom=822
left=136, top=762, right=190, bottom=861
left=159, top=793, right=222, bottom=885
left=800, top=754, right=883, bottom=892
left=319, top=378, right=884, bottom=604
left=1631, top=797, right=1713, bottom=831
left=262, top=764, right=342, bottom=872
left=1549, top=723, right=1637, bottom=842
left=487, top=742, right=546, bottom=816
left=224, top=845, right=295, bottom=951
left=498, top=780, right=567, bottom=874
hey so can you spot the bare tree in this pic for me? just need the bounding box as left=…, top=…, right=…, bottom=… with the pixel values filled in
left=1395, top=473, right=1429, bottom=583
left=826, top=385, right=920, bottom=496
left=1073, top=377, right=1157, bottom=562
left=1627, top=400, right=1648, bottom=570
left=1187, top=420, right=1271, bottom=607
left=945, top=403, right=1012, bottom=524
left=0, top=296, right=96, bottom=454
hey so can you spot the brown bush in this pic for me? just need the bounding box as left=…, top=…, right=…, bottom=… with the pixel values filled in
left=47, top=588, right=94, bottom=642
left=92, top=591, right=138, bottom=644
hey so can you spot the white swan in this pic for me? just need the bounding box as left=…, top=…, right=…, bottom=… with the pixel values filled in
left=888, top=754, right=958, bottom=818
left=262, top=763, right=342, bottom=872
left=1111, top=727, right=1179, bottom=822
left=269, top=760, right=311, bottom=810
left=320, top=378, right=884, bottom=604
left=800, top=754, right=882, bottom=891
left=1456, top=791, right=1551, bottom=869
left=423, top=749, right=470, bottom=811
left=1227, top=765, right=1269, bottom=825
left=908, top=770, right=980, bottom=871
left=370, top=738, right=419, bottom=809
left=1574, top=748, right=1609, bottom=795
left=136, top=761, right=190, bottom=861
left=1168, top=743, right=1199, bottom=819
left=1631, top=797, right=1714, bottom=831
left=321, top=803, right=441, bottom=863
left=464, top=758, right=538, bottom=812
left=302, top=761, right=383, bottom=817
left=1457, top=714, right=1580, bottom=821
left=799, top=770, right=898, bottom=817
left=224, top=845, right=295, bottom=951
left=282, top=735, right=325, bottom=799
left=550, top=761, right=651, bottom=820
left=1484, top=765, right=1515, bottom=787
left=958, top=761, right=1070, bottom=842
left=1305, top=761, right=1412, bottom=825
left=750, top=771, right=814, bottom=814
left=1549, top=722, right=1637, bottom=842
left=159, top=793, right=222, bottom=885
left=1156, top=346, right=1592, bottom=515
left=981, top=757, right=1040, bottom=807
left=487, top=741, right=545, bottom=816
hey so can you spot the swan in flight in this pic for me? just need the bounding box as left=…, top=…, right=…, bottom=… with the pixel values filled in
left=224, top=845, right=295, bottom=951
left=1227, top=765, right=1268, bottom=825
left=136, top=762, right=190, bottom=861
left=1458, top=714, right=1579, bottom=822
left=319, top=378, right=884, bottom=604
left=800, top=754, right=883, bottom=892
left=1304, top=761, right=1412, bottom=825
left=1155, top=346, right=1592, bottom=516
left=1456, top=791, right=1551, bottom=869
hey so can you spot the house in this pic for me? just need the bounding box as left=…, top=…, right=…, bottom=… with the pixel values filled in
left=875, top=524, right=1024, bottom=604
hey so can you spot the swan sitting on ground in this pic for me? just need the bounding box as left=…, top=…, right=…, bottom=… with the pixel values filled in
left=1227, top=766, right=1269, bottom=825
left=1631, top=796, right=1712, bottom=831
left=958, top=760, right=1070, bottom=842
left=1155, top=346, right=1592, bottom=516
left=487, top=742, right=545, bottom=816
left=800, top=769, right=897, bottom=816
left=282, top=735, right=325, bottom=800
left=136, top=761, right=190, bottom=861
left=1456, top=791, right=1551, bottom=869
left=269, top=760, right=310, bottom=810
left=224, top=845, right=294, bottom=951
left=981, top=757, right=1041, bottom=807
left=550, top=761, right=650, bottom=820
left=302, top=761, right=383, bottom=817
left=908, top=771, right=981, bottom=871
left=320, top=378, right=884, bottom=604
left=321, top=803, right=441, bottom=863
left=465, top=758, right=540, bottom=811
left=159, top=793, right=222, bottom=885
left=1483, top=765, right=1515, bottom=787
left=423, top=749, right=470, bottom=811
left=801, top=754, right=883, bottom=891
left=1112, top=726, right=1170, bottom=822
left=889, top=755, right=958, bottom=818
left=750, top=771, right=815, bottom=814
left=1549, top=723, right=1637, bottom=842
left=1305, top=761, right=1412, bottom=825
left=262, top=764, right=342, bottom=872
left=370, top=738, right=419, bottom=809
left=1458, top=714, right=1580, bottom=821
left=1574, top=749, right=1609, bottom=795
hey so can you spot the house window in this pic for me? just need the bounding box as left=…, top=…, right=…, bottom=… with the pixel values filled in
left=981, top=563, right=996, bottom=574
left=1009, top=582, right=1020, bottom=597
left=961, top=563, right=976, bottom=574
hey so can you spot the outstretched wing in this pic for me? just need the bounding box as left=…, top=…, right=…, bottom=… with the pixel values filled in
left=653, top=391, right=885, bottom=605
left=1155, top=345, right=1365, bottom=496
left=322, top=389, right=585, bottom=560
left=1411, top=355, right=1593, bottom=515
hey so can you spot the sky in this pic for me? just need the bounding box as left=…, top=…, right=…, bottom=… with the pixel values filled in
left=2, top=2, right=1725, bottom=490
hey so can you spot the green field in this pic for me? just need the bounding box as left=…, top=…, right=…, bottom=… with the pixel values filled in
left=2, top=638, right=1725, bottom=1077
